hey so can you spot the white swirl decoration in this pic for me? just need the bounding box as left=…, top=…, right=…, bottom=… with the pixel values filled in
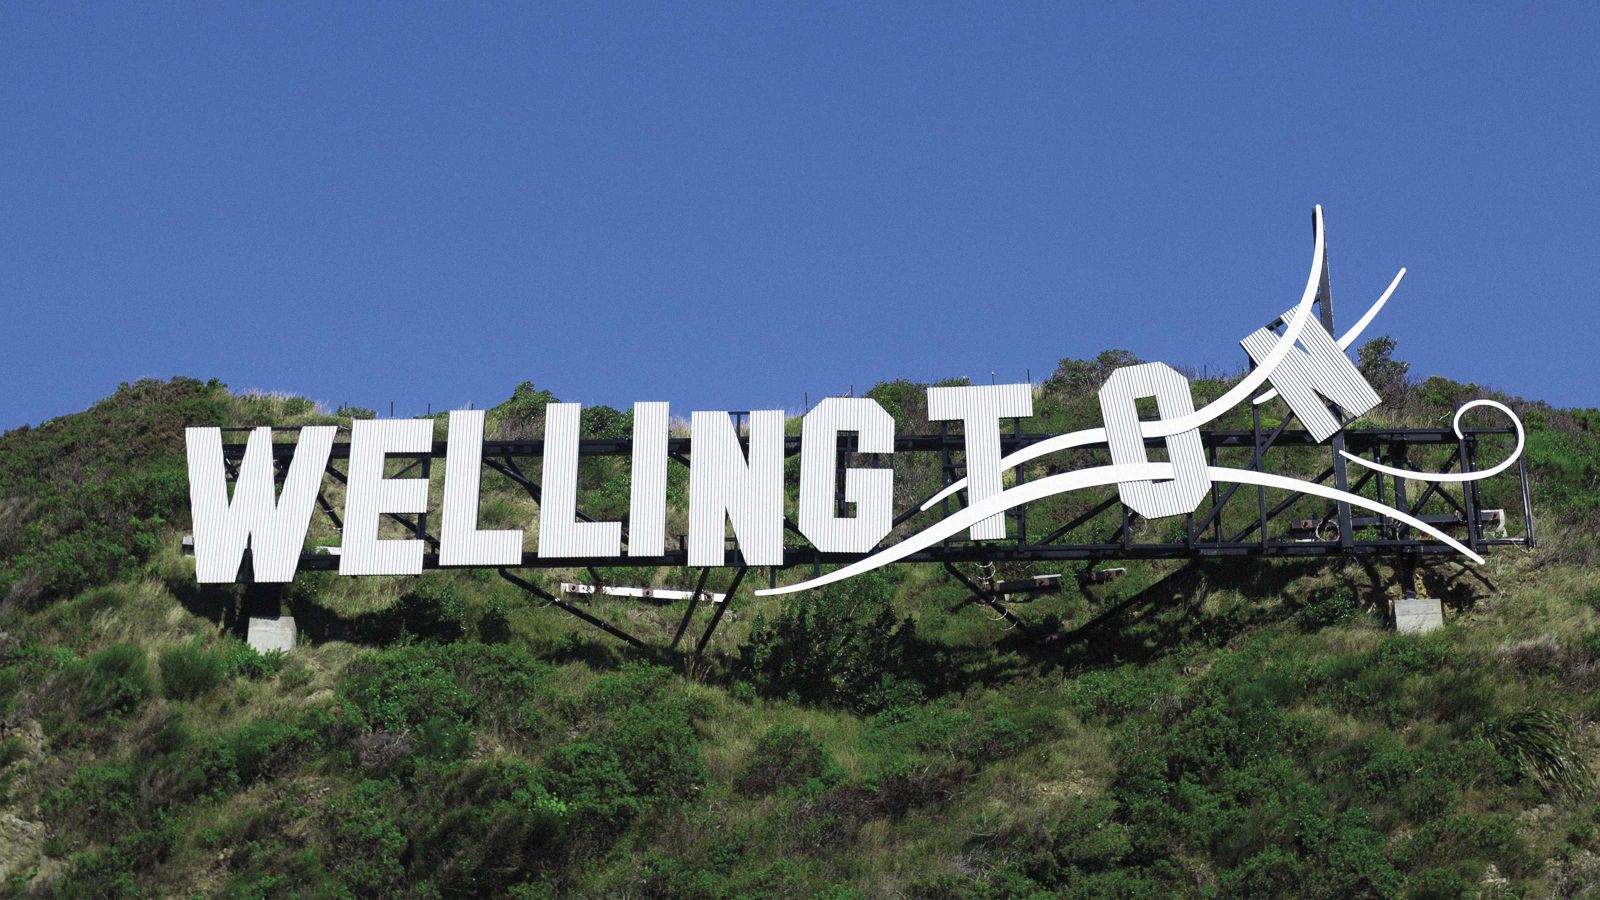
left=1339, top=399, right=1524, bottom=484
left=750, top=209, right=1524, bottom=598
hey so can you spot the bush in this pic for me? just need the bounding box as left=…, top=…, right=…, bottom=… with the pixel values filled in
left=43, top=764, right=137, bottom=838
left=75, top=644, right=152, bottom=719
left=390, top=578, right=469, bottom=644
left=1480, top=708, right=1590, bottom=795
left=741, top=572, right=936, bottom=713
left=408, top=761, right=568, bottom=893
left=477, top=597, right=513, bottom=644
left=735, top=726, right=835, bottom=796
left=866, top=699, right=1051, bottom=766
left=342, top=648, right=478, bottom=736
left=220, top=638, right=287, bottom=680
left=62, top=814, right=180, bottom=892
left=185, top=705, right=356, bottom=795
left=1065, top=664, right=1179, bottom=723
left=159, top=638, right=225, bottom=700
left=1299, top=584, right=1360, bottom=630
left=0, top=377, right=227, bottom=603
left=340, top=644, right=558, bottom=765
left=538, top=665, right=707, bottom=837
left=326, top=780, right=407, bottom=895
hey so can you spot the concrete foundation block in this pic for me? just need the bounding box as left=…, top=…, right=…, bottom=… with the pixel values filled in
left=1392, top=598, right=1443, bottom=634
left=247, top=616, right=297, bottom=653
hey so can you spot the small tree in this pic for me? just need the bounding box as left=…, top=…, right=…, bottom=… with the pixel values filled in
left=741, top=572, right=934, bottom=712
left=1357, top=336, right=1409, bottom=405
left=1043, top=349, right=1143, bottom=398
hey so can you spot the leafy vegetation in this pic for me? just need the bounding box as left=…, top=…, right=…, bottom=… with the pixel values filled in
left=1, top=352, right=1599, bottom=895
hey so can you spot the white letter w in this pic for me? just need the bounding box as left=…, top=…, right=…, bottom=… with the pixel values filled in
left=186, top=426, right=335, bottom=583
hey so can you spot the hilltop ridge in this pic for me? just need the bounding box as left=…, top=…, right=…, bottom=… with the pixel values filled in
left=3, top=344, right=1600, bottom=897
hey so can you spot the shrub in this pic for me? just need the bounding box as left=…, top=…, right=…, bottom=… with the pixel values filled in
left=605, top=699, right=707, bottom=800
left=866, top=698, right=1053, bottom=771
left=390, top=578, right=469, bottom=644
left=75, top=644, right=152, bottom=719
left=185, top=705, right=357, bottom=795
left=741, top=572, right=935, bottom=713
left=408, top=761, right=568, bottom=893
left=220, top=638, right=287, bottom=680
left=0, top=377, right=227, bottom=603
left=1065, top=664, right=1178, bottom=723
left=62, top=814, right=180, bottom=892
left=1480, top=708, right=1590, bottom=795
left=326, top=780, right=407, bottom=895
left=342, top=648, right=477, bottom=735
left=477, top=597, right=513, bottom=644
left=540, top=739, right=643, bottom=835
left=1299, top=584, right=1360, bottom=630
left=537, top=666, right=706, bottom=837
left=1357, top=336, right=1410, bottom=403
left=341, top=644, right=559, bottom=765
left=43, top=764, right=137, bottom=838
left=159, top=638, right=225, bottom=700
left=735, top=726, right=835, bottom=796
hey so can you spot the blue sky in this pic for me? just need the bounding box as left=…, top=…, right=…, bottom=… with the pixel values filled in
left=2, top=3, right=1596, bottom=430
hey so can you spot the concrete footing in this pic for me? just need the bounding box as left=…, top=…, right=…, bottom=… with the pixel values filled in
left=247, top=616, right=297, bottom=653
left=1392, top=597, right=1443, bottom=634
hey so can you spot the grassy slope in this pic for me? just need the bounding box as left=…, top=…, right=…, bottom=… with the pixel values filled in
left=1, top=352, right=1599, bottom=898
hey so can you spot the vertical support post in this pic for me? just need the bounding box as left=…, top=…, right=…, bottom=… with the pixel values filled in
left=835, top=429, right=848, bottom=520
left=1459, top=432, right=1479, bottom=554
left=1466, top=436, right=1486, bottom=545
left=416, top=456, right=432, bottom=542
left=1390, top=440, right=1411, bottom=541
left=1518, top=452, right=1536, bottom=548
left=1208, top=442, right=1222, bottom=544
left=1374, top=465, right=1386, bottom=538
left=1253, top=405, right=1268, bottom=551
left=1315, top=224, right=1355, bottom=550
left=1013, top=416, right=1027, bottom=546
left=940, top=421, right=956, bottom=550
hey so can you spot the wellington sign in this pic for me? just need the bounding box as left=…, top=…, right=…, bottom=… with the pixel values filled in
left=185, top=207, right=1525, bottom=598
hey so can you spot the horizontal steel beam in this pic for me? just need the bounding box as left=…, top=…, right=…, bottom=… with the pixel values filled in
left=222, top=426, right=1518, bottom=460
left=280, top=539, right=1472, bottom=575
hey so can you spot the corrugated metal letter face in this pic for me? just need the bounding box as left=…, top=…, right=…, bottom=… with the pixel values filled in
left=926, top=383, right=1033, bottom=540
left=440, top=410, right=523, bottom=566
left=340, top=419, right=434, bottom=576
left=1098, top=362, right=1211, bottom=519
left=1242, top=309, right=1381, bottom=442
left=798, top=398, right=895, bottom=552
left=538, top=403, right=624, bottom=558
left=186, top=425, right=336, bottom=583
left=688, top=409, right=784, bottom=567
left=627, top=402, right=670, bottom=557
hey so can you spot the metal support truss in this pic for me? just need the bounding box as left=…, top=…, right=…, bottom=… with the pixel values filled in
left=943, top=562, right=1034, bottom=634
left=223, top=414, right=1532, bottom=654
left=211, top=211, right=1534, bottom=651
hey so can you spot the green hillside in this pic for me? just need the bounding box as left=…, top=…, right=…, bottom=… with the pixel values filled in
left=3, top=345, right=1600, bottom=898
